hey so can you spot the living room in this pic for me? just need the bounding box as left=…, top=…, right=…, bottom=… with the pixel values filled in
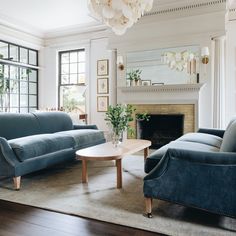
left=0, top=0, right=236, bottom=235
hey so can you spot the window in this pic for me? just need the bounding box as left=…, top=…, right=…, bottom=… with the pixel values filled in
left=0, top=40, right=38, bottom=113
left=59, top=49, right=86, bottom=113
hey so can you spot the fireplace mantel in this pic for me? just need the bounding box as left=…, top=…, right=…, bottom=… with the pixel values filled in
left=117, top=83, right=205, bottom=131
left=118, top=83, right=205, bottom=94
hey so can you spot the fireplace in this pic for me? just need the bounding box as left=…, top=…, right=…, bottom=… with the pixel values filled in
left=136, top=114, right=184, bottom=149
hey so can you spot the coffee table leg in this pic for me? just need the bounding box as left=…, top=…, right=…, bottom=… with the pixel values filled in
left=81, top=160, right=88, bottom=183
left=116, top=159, right=122, bottom=189
left=144, top=147, right=149, bottom=160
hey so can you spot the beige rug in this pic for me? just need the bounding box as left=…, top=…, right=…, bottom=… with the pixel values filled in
left=0, top=155, right=235, bottom=236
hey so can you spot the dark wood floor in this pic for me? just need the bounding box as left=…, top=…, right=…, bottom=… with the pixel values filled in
left=0, top=200, right=165, bottom=236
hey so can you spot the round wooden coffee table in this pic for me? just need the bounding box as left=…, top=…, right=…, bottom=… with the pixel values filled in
left=76, top=139, right=151, bottom=189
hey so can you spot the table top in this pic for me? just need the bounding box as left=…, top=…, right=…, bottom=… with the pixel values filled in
left=76, top=139, right=151, bottom=161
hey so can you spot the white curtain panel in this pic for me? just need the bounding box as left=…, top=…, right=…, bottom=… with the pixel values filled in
left=212, top=36, right=226, bottom=129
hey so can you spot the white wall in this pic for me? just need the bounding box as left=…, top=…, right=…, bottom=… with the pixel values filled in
left=225, top=20, right=236, bottom=124
left=90, top=38, right=116, bottom=130
left=39, top=34, right=116, bottom=130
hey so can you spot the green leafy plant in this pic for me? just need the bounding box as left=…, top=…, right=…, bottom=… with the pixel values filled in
left=135, top=112, right=150, bottom=121
left=127, top=69, right=142, bottom=81
left=105, top=104, right=136, bottom=138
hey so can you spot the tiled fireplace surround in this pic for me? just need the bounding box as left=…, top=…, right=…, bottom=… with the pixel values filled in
left=117, top=84, right=205, bottom=136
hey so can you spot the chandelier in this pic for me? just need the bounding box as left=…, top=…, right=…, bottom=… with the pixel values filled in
left=88, top=0, right=153, bottom=35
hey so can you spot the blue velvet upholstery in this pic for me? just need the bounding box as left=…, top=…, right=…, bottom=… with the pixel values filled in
left=144, top=118, right=236, bottom=218
left=58, top=129, right=105, bottom=150
left=9, top=133, right=75, bottom=162
left=0, top=112, right=105, bottom=181
left=0, top=113, right=41, bottom=140
left=33, top=112, right=73, bottom=133
left=145, top=133, right=221, bottom=173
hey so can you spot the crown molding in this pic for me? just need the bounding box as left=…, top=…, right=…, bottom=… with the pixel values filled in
left=145, top=0, right=226, bottom=17
left=43, top=22, right=107, bottom=40
left=228, top=8, right=236, bottom=21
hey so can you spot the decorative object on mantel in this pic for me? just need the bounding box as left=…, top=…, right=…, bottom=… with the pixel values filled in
left=105, top=104, right=135, bottom=147
left=161, top=50, right=198, bottom=73
left=152, top=82, right=164, bottom=86
left=141, top=80, right=151, bottom=86
left=88, top=0, right=153, bottom=35
left=127, top=69, right=142, bottom=86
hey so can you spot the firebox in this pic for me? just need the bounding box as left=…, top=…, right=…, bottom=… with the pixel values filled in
left=136, top=114, right=184, bottom=149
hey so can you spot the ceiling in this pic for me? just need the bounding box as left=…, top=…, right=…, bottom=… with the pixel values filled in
left=0, top=0, right=228, bottom=38
left=0, top=0, right=96, bottom=36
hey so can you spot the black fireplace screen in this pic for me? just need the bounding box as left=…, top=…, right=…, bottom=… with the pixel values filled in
left=136, top=114, right=184, bottom=149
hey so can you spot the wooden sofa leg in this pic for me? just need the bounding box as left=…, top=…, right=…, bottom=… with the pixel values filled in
left=13, top=176, right=21, bottom=190
left=144, top=197, right=153, bottom=218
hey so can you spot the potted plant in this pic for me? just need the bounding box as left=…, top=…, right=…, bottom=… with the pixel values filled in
left=127, top=69, right=142, bottom=86
left=105, top=104, right=135, bottom=146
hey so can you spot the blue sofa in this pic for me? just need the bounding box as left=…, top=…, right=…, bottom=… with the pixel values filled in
left=0, top=112, right=105, bottom=190
left=143, top=118, right=236, bottom=218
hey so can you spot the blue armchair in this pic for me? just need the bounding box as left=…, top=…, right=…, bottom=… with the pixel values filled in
left=143, top=118, right=236, bottom=218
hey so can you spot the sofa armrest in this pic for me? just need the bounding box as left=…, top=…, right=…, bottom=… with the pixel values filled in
left=144, top=148, right=236, bottom=180
left=0, top=137, right=18, bottom=176
left=143, top=148, right=236, bottom=217
left=73, top=124, right=98, bottom=130
left=198, top=128, right=225, bottom=138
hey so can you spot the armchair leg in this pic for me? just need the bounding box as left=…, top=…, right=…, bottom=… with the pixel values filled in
left=13, top=176, right=21, bottom=190
left=144, top=197, right=153, bottom=218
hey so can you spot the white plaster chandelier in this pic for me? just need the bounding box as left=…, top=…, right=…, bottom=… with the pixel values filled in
left=88, top=0, right=153, bottom=35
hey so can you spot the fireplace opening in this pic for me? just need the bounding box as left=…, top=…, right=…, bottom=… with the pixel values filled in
left=136, top=114, right=184, bottom=149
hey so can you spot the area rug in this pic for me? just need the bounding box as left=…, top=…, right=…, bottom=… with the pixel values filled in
left=0, top=155, right=235, bottom=236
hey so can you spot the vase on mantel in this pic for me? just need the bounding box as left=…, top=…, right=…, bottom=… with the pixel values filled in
left=131, top=80, right=140, bottom=86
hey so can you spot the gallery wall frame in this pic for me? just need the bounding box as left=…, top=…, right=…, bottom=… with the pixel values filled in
left=97, top=59, right=109, bottom=76
left=97, top=77, right=109, bottom=94
left=97, top=96, right=109, bottom=112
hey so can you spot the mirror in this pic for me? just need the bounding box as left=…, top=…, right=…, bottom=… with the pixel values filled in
left=126, top=45, right=200, bottom=86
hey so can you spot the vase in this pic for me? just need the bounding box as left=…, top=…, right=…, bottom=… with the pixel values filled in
left=112, top=130, right=123, bottom=147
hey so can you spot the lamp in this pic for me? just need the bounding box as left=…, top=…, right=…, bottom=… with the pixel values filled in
left=201, top=47, right=209, bottom=64
left=87, top=0, right=154, bottom=35
left=117, top=55, right=124, bottom=70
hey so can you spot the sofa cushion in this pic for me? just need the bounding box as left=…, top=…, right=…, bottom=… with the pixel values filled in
left=9, top=133, right=75, bottom=162
left=32, top=112, right=73, bottom=134
left=0, top=113, right=41, bottom=140
left=220, top=120, right=236, bottom=152
left=145, top=140, right=220, bottom=173
left=58, top=129, right=105, bottom=149
left=177, top=133, right=222, bottom=148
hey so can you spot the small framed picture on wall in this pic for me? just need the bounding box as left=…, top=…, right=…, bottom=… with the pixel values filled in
left=97, top=59, right=109, bottom=76
left=97, top=96, right=109, bottom=112
left=97, top=77, right=109, bottom=94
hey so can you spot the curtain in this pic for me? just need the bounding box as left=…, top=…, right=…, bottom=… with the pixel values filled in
left=212, top=36, right=226, bottom=129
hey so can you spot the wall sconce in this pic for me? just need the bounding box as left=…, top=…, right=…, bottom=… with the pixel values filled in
left=117, top=55, right=124, bottom=71
left=201, top=47, right=209, bottom=64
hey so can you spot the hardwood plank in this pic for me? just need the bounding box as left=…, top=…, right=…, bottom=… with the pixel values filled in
left=0, top=200, right=165, bottom=236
